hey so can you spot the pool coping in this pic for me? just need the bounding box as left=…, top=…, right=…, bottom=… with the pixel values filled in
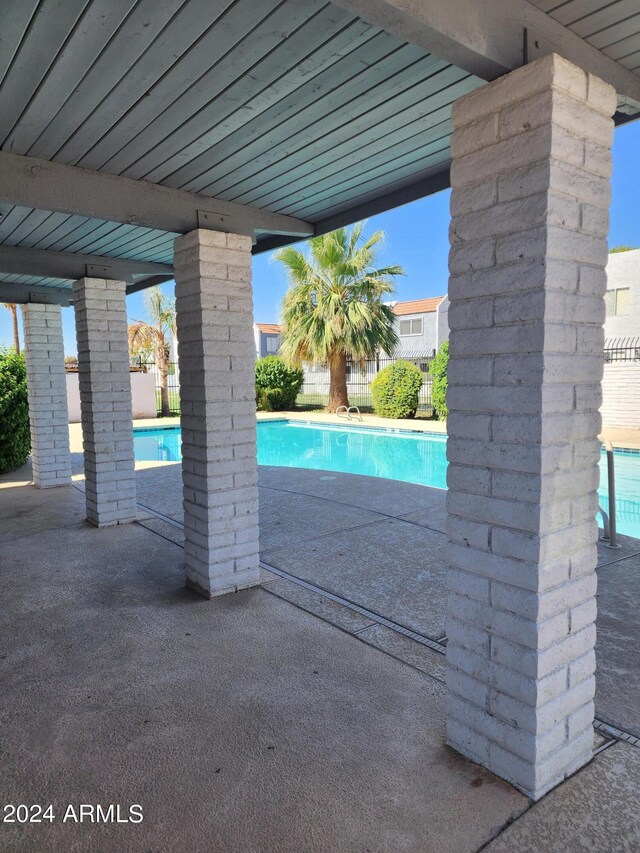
left=132, top=418, right=448, bottom=439
left=130, top=419, right=640, bottom=454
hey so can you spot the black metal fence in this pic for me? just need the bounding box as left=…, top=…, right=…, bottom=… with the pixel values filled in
left=137, top=340, right=634, bottom=416
left=296, top=351, right=436, bottom=412
left=603, top=338, right=640, bottom=363
left=135, top=352, right=436, bottom=416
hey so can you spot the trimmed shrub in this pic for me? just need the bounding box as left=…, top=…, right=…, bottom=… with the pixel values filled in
left=371, top=359, right=423, bottom=419
left=429, top=340, right=449, bottom=420
left=0, top=348, right=30, bottom=474
left=255, top=356, right=304, bottom=411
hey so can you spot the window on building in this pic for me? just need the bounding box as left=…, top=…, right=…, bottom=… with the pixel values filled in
left=605, top=288, right=631, bottom=317
left=616, top=288, right=630, bottom=315
left=399, top=318, right=423, bottom=336
left=265, top=336, right=279, bottom=354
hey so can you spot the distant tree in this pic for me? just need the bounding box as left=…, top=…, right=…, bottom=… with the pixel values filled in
left=429, top=341, right=449, bottom=420
left=275, top=223, right=403, bottom=411
left=2, top=303, right=20, bottom=354
left=128, top=287, right=176, bottom=417
left=609, top=246, right=637, bottom=253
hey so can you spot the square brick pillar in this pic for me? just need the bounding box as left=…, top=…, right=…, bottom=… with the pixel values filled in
left=73, top=278, right=136, bottom=527
left=445, top=54, right=615, bottom=800
left=21, top=303, right=71, bottom=488
left=173, top=230, right=259, bottom=598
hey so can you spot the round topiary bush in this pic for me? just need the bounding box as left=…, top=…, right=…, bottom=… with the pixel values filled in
left=0, top=348, right=30, bottom=474
left=255, top=356, right=304, bottom=411
left=429, top=340, right=449, bottom=420
left=371, top=359, right=423, bottom=419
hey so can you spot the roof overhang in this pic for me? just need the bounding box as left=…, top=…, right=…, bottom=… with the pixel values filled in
left=1, top=0, right=638, bottom=305
left=332, top=0, right=640, bottom=118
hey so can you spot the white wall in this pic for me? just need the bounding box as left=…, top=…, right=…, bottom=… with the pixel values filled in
left=436, top=296, right=450, bottom=349
left=394, top=311, right=438, bottom=356
left=604, top=249, right=640, bottom=342
left=601, top=363, right=640, bottom=430
left=66, top=371, right=157, bottom=422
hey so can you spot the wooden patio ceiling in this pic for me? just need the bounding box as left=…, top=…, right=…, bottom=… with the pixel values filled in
left=1, top=0, right=639, bottom=303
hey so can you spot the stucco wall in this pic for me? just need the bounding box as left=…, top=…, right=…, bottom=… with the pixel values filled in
left=260, top=333, right=281, bottom=357
left=394, top=311, right=438, bottom=356
left=66, top=371, right=157, bottom=423
left=604, top=249, right=640, bottom=341
left=436, top=296, right=450, bottom=349
left=601, top=362, right=640, bottom=430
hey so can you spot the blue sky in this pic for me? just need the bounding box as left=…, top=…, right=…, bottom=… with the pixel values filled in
left=2, top=120, right=639, bottom=354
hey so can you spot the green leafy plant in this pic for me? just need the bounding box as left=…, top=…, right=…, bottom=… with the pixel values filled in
left=0, top=348, right=30, bottom=474
left=255, top=356, right=304, bottom=411
left=429, top=340, right=449, bottom=420
left=609, top=246, right=637, bottom=253
left=370, top=359, right=423, bottom=419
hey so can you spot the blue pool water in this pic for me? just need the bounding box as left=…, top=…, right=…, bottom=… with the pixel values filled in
left=133, top=421, right=640, bottom=539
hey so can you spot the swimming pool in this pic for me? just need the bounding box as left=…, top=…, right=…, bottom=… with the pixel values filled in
left=133, top=421, right=640, bottom=539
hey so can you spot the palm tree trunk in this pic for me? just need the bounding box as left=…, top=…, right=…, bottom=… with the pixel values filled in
left=327, top=351, right=349, bottom=412
left=159, top=365, right=170, bottom=417
left=10, top=305, right=20, bottom=355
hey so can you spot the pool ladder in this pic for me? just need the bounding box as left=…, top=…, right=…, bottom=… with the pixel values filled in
left=599, top=439, right=620, bottom=549
left=336, top=405, right=362, bottom=422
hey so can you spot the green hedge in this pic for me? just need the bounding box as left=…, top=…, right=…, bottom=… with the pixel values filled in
left=255, top=356, right=304, bottom=411
left=370, top=359, right=423, bottom=419
left=0, top=349, right=30, bottom=474
left=429, top=340, right=449, bottom=420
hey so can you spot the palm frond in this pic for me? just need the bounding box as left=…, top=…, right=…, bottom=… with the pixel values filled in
left=275, top=220, right=403, bottom=367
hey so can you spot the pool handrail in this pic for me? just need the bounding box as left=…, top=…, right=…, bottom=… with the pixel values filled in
left=599, top=439, right=620, bottom=549
left=335, top=405, right=363, bottom=422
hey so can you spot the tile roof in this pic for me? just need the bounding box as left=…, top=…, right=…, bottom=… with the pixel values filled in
left=255, top=323, right=282, bottom=334
left=392, top=297, right=444, bottom=316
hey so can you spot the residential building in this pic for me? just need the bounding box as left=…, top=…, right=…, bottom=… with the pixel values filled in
left=254, top=323, right=282, bottom=358
left=604, top=249, right=640, bottom=344
left=391, top=297, right=443, bottom=357
left=601, top=249, right=640, bottom=429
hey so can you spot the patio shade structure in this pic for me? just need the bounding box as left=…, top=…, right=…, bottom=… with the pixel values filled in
left=2, top=0, right=640, bottom=802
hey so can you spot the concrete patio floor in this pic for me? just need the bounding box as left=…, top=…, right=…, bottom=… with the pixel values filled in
left=1, top=471, right=528, bottom=852
left=127, top=452, right=640, bottom=741
left=2, top=450, right=640, bottom=850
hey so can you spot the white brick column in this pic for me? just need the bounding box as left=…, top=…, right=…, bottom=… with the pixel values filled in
left=446, top=54, right=615, bottom=801
left=173, top=230, right=259, bottom=598
left=21, top=303, right=71, bottom=488
left=73, top=278, right=136, bottom=527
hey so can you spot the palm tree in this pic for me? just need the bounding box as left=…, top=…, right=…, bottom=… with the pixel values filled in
left=128, top=287, right=176, bottom=417
left=3, top=304, right=20, bottom=354
left=275, top=223, right=403, bottom=411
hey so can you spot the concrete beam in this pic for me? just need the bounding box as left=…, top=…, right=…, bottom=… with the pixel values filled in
left=0, top=282, right=72, bottom=306
left=0, top=245, right=173, bottom=285
left=331, top=0, right=640, bottom=114
left=125, top=275, right=175, bottom=295
left=254, top=169, right=452, bottom=256
left=0, top=151, right=315, bottom=239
